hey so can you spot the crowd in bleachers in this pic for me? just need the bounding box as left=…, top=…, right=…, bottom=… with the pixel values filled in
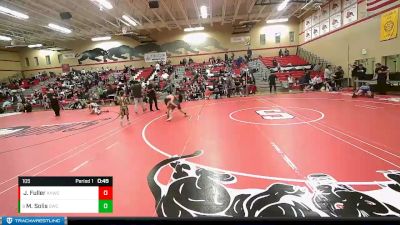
left=171, top=52, right=257, bottom=101
left=259, top=49, right=346, bottom=93
left=0, top=48, right=354, bottom=114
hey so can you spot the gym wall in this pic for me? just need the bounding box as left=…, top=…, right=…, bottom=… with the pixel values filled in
left=18, top=22, right=299, bottom=77
left=0, top=50, right=22, bottom=81
left=299, top=1, right=400, bottom=76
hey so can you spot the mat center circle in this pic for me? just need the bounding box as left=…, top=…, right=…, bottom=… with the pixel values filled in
left=229, top=106, right=324, bottom=126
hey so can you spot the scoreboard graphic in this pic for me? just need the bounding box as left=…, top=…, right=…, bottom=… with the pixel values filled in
left=18, top=177, right=112, bottom=213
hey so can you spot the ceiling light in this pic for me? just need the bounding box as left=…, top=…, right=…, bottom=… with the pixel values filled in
left=48, top=23, right=72, bottom=34
left=200, top=6, right=208, bottom=19
left=266, top=18, right=289, bottom=24
left=0, top=35, right=12, bottom=41
left=0, top=5, right=29, bottom=20
left=184, top=27, right=205, bottom=32
left=278, top=0, right=290, bottom=11
left=122, top=15, right=137, bottom=26
left=91, top=36, right=112, bottom=41
left=119, top=19, right=131, bottom=27
left=90, top=0, right=113, bottom=10
left=28, top=44, right=43, bottom=48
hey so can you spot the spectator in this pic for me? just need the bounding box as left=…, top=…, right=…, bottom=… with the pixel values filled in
left=47, top=89, right=60, bottom=117
left=284, top=48, right=289, bottom=56
left=324, top=65, right=333, bottom=80
left=247, top=48, right=253, bottom=60
left=375, top=63, right=389, bottom=95
left=268, top=73, right=278, bottom=93
left=288, top=74, right=294, bottom=92
left=333, top=66, right=344, bottom=89
left=161, top=71, right=169, bottom=80
left=155, top=63, right=161, bottom=72
left=272, top=58, right=278, bottom=67
left=349, top=63, right=358, bottom=89
left=279, top=49, right=283, bottom=57
left=147, top=82, right=159, bottom=111
left=311, top=75, right=323, bottom=91
left=131, top=81, right=147, bottom=114
left=357, top=64, right=367, bottom=80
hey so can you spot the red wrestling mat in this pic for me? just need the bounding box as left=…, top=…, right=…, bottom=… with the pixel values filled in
left=0, top=92, right=400, bottom=218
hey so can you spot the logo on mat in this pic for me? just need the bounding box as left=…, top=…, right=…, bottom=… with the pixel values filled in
left=256, top=109, right=294, bottom=120
left=148, top=151, right=400, bottom=217
left=6, top=217, right=12, bottom=224
left=0, top=118, right=111, bottom=138
left=0, top=126, right=30, bottom=136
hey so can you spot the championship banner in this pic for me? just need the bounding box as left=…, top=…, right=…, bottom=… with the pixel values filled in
left=320, top=19, right=330, bottom=35
left=305, top=29, right=312, bottom=41
left=321, top=4, right=330, bottom=20
left=312, top=25, right=320, bottom=39
left=343, top=0, right=357, bottom=9
left=343, top=4, right=358, bottom=25
left=144, top=52, right=167, bottom=63
left=380, top=8, right=399, bottom=41
left=312, top=11, right=320, bottom=26
left=330, top=0, right=342, bottom=16
left=330, top=13, right=342, bottom=30
left=304, top=17, right=312, bottom=30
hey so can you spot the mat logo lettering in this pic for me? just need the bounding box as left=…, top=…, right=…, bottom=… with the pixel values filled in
left=0, top=118, right=111, bottom=138
left=256, top=109, right=294, bottom=120
left=148, top=151, right=400, bottom=217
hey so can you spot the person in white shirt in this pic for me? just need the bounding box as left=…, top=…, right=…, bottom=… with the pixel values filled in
left=161, top=72, right=169, bottom=80
left=324, top=65, right=333, bottom=80
left=312, top=75, right=323, bottom=91
left=287, top=74, right=294, bottom=92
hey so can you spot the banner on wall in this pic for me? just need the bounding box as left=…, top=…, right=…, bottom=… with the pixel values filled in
left=61, top=64, right=70, bottom=73
left=342, top=0, right=357, bottom=9
left=380, top=8, right=399, bottom=41
left=320, top=19, right=330, bottom=35
left=330, top=0, right=342, bottom=16
left=312, top=25, right=320, bottom=39
left=62, top=53, right=75, bottom=59
left=304, top=17, right=312, bottom=30
left=330, top=13, right=342, bottom=30
left=305, top=29, right=312, bottom=41
left=321, top=4, right=330, bottom=20
left=230, top=36, right=250, bottom=43
left=312, top=11, right=320, bottom=26
left=343, top=4, right=358, bottom=25
left=144, top=52, right=167, bottom=63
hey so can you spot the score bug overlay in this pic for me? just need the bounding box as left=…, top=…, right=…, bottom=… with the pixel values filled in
left=18, top=177, right=113, bottom=214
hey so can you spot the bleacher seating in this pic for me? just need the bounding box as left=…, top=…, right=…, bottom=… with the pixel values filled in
left=260, top=55, right=308, bottom=67
left=136, top=67, right=154, bottom=80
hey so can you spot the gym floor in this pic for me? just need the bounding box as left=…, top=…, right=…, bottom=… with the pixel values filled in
left=1, top=92, right=400, bottom=217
